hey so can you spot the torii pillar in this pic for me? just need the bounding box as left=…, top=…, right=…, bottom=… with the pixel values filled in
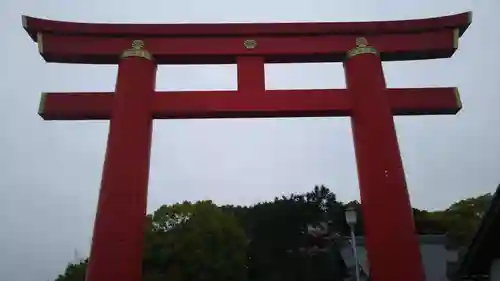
left=86, top=41, right=157, bottom=281
left=345, top=38, right=425, bottom=281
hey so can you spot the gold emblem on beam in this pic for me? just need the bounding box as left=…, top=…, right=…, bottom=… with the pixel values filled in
left=121, top=40, right=153, bottom=60
left=346, top=37, right=378, bottom=59
left=244, top=39, right=257, bottom=49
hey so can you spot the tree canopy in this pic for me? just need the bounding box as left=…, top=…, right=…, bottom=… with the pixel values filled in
left=143, top=200, right=248, bottom=281
left=54, top=186, right=492, bottom=281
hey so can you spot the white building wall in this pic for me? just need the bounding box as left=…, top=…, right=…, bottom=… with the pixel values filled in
left=349, top=235, right=459, bottom=281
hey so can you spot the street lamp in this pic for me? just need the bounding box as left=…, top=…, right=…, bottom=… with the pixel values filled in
left=345, top=206, right=361, bottom=281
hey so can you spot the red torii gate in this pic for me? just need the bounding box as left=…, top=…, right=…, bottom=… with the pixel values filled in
left=23, top=12, right=471, bottom=281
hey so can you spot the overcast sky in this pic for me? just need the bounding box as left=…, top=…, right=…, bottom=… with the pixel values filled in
left=1, top=0, right=499, bottom=280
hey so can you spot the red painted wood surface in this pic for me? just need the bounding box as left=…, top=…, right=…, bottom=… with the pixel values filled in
left=85, top=56, right=156, bottom=281
left=39, top=87, right=460, bottom=120
left=237, top=56, right=265, bottom=93
left=23, top=12, right=470, bottom=39
left=38, top=29, right=458, bottom=64
left=345, top=52, right=426, bottom=281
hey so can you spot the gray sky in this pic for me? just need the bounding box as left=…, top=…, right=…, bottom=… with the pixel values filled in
left=1, top=0, right=499, bottom=280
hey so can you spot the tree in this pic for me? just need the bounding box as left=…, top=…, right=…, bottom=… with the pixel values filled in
left=446, top=193, right=493, bottom=219
left=413, top=193, right=493, bottom=246
left=144, top=200, right=248, bottom=281
left=55, top=201, right=248, bottom=281
left=54, top=260, right=87, bottom=281
left=54, top=187, right=494, bottom=281
left=223, top=185, right=348, bottom=281
left=442, top=193, right=493, bottom=246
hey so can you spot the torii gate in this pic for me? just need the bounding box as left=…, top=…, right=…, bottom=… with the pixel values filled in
left=23, top=12, right=471, bottom=281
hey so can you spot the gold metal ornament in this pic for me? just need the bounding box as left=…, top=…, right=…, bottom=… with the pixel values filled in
left=131, top=40, right=145, bottom=50
left=454, top=87, right=463, bottom=110
left=453, top=28, right=459, bottom=49
left=346, top=37, right=378, bottom=59
left=121, top=39, right=153, bottom=60
left=355, top=37, right=368, bottom=47
left=38, top=92, right=47, bottom=116
left=37, top=33, right=44, bottom=54
left=244, top=39, right=257, bottom=49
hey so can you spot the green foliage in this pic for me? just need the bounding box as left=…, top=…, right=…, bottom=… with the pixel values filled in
left=222, top=185, right=348, bottom=281
left=54, top=260, right=87, bottom=281
left=54, top=187, right=493, bottom=281
left=258, top=185, right=347, bottom=281
left=441, top=193, right=492, bottom=245
left=143, top=200, right=248, bottom=281
left=57, top=201, right=248, bottom=281
left=412, top=193, right=493, bottom=246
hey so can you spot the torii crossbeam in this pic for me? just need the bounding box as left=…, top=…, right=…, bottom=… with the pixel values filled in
left=24, top=12, right=471, bottom=281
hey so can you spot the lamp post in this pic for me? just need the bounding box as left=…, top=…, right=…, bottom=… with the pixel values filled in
left=345, top=206, right=361, bottom=281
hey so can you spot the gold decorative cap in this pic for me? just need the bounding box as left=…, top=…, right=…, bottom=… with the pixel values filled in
left=346, top=37, right=378, bottom=59
left=454, top=88, right=463, bottom=110
left=121, top=40, right=153, bottom=60
left=38, top=92, right=47, bottom=116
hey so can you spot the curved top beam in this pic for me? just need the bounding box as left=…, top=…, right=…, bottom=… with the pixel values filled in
left=23, top=12, right=471, bottom=42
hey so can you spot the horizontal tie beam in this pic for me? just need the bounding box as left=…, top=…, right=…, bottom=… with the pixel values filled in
left=39, top=87, right=461, bottom=120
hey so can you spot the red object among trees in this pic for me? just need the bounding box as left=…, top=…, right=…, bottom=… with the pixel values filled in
left=24, top=12, right=471, bottom=281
